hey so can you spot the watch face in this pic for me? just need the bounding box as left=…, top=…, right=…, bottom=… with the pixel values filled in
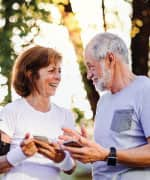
left=107, top=147, right=117, bottom=166
left=107, top=156, right=117, bottom=166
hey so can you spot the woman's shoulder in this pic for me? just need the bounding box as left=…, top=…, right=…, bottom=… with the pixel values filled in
left=1, top=98, right=24, bottom=112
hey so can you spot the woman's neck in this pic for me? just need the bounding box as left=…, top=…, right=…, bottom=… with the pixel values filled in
left=26, top=94, right=51, bottom=112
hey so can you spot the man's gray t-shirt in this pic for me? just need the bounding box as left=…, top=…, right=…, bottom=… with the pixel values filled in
left=93, top=76, right=150, bottom=180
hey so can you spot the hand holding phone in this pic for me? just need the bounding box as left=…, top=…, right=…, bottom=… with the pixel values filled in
left=63, top=140, right=82, bottom=148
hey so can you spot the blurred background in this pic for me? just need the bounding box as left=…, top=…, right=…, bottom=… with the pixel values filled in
left=0, top=0, right=149, bottom=179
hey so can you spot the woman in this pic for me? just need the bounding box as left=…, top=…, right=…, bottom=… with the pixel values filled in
left=0, top=46, right=75, bottom=180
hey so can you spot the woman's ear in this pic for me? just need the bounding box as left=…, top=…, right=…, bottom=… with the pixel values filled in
left=26, top=70, right=32, bottom=79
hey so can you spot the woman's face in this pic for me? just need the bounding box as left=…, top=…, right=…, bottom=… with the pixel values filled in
left=35, top=62, right=61, bottom=97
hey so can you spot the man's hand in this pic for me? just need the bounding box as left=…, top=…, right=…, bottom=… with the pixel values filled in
left=34, top=139, right=65, bottom=163
left=60, top=128, right=109, bottom=163
left=59, top=125, right=88, bottom=143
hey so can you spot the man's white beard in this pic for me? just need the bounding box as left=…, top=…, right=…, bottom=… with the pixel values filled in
left=95, top=78, right=106, bottom=92
left=95, top=62, right=111, bottom=92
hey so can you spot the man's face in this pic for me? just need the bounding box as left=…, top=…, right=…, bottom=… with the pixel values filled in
left=85, top=54, right=111, bottom=92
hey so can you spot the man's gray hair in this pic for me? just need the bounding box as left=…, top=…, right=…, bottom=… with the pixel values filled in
left=85, top=32, right=129, bottom=64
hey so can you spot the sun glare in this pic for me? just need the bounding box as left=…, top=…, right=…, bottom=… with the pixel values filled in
left=0, top=0, right=132, bottom=120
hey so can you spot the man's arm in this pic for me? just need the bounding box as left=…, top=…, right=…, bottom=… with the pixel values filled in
left=116, top=137, right=150, bottom=167
left=61, top=128, right=150, bottom=167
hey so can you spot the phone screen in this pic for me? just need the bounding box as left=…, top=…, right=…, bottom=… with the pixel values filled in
left=63, top=140, right=82, bottom=148
left=33, top=135, right=49, bottom=143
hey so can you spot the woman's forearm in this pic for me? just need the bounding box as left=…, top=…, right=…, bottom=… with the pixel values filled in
left=0, top=155, right=12, bottom=174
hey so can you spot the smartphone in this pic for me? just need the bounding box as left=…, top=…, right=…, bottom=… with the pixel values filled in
left=33, top=135, right=49, bottom=143
left=63, top=140, right=82, bottom=148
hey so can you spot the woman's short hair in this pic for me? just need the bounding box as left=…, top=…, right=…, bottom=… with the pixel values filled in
left=12, top=45, right=62, bottom=97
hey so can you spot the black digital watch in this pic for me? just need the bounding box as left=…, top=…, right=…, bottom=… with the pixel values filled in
left=107, top=147, right=117, bottom=166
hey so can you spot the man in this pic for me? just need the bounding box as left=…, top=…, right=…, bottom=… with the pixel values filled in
left=61, top=32, right=150, bottom=180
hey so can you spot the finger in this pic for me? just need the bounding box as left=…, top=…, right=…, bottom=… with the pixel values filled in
left=81, top=124, right=88, bottom=138
left=37, top=141, right=56, bottom=153
left=38, top=147, right=53, bottom=159
left=63, top=146, right=83, bottom=154
left=71, top=154, right=85, bottom=160
left=34, top=139, right=53, bottom=151
left=21, top=138, right=34, bottom=146
left=24, top=133, right=30, bottom=140
left=62, top=128, right=80, bottom=139
left=59, top=135, right=75, bottom=141
left=51, top=142, right=60, bottom=149
left=78, top=136, right=91, bottom=146
left=71, top=154, right=89, bottom=163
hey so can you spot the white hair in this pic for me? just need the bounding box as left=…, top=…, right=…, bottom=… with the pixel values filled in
left=85, top=32, right=129, bottom=64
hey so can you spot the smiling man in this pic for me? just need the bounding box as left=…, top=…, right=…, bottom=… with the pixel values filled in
left=61, top=32, right=150, bottom=180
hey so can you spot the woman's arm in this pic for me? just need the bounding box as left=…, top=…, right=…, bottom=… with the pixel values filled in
left=0, top=132, right=38, bottom=174
left=0, top=155, right=12, bottom=174
left=34, top=139, right=76, bottom=174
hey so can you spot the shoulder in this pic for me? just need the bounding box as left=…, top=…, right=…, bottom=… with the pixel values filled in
left=0, top=98, right=24, bottom=114
left=134, top=76, right=150, bottom=93
left=135, top=76, right=150, bottom=87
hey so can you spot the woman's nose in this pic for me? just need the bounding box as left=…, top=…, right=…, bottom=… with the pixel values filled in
left=54, top=72, right=61, bottom=80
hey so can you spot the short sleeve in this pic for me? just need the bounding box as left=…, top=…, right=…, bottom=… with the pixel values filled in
left=140, top=83, right=150, bottom=138
left=0, top=106, right=16, bottom=137
left=63, top=110, right=75, bottom=130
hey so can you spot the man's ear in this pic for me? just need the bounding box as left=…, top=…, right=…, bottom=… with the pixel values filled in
left=105, top=52, right=116, bottom=69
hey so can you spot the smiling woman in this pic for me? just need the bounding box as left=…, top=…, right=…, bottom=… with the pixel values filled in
left=0, top=46, right=76, bottom=180
left=12, top=46, right=62, bottom=98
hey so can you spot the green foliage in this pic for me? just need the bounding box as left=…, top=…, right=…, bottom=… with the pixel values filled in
left=0, top=0, right=52, bottom=105
left=72, top=107, right=84, bottom=124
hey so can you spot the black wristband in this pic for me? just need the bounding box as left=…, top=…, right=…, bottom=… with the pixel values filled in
left=107, top=147, right=117, bottom=166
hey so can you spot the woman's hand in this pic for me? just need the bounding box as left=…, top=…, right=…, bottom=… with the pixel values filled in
left=34, top=139, right=65, bottom=163
left=21, top=134, right=38, bottom=157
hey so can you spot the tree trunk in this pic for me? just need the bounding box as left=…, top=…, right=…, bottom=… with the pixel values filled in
left=62, top=2, right=99, bottom=117
left=131, top=0, right=150, bottom=75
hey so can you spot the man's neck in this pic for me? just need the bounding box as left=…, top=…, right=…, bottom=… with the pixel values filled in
left=110, top=63, right=136, bottom=94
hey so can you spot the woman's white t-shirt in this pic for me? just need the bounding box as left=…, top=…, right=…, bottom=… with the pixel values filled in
left=0, top=98, right=75, bottom=180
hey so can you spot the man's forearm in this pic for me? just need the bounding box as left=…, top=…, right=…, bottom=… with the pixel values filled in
left=116, top=143, right=150, bottom=167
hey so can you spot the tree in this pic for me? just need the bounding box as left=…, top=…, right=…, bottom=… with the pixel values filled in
left=0, top=0, right=52, bottom=105
left=131, top=0, right=150, bottom=75
left=57, top=1, right=99, bottom=117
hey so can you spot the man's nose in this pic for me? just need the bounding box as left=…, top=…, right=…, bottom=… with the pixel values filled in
left=87, top=71, right=93, bottom=80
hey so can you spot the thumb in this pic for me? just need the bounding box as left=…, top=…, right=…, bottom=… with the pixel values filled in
left=81, top=124, right=88, bottom=138
left=21, top=133, right=31, bottom=147
left=24, top=133, right=30, bottom=140
left=78, top=136, right=90, bottom=146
